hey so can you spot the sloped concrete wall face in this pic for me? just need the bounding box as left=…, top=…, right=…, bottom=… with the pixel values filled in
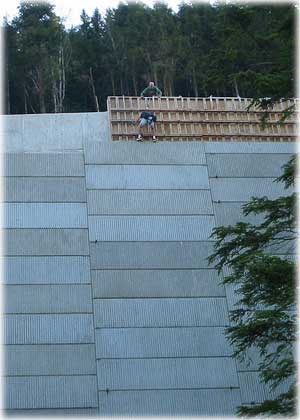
left=2, top=113, right=295, bottom=416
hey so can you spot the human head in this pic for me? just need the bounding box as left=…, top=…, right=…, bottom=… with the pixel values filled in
left=149, top=82, right=155, bottom=87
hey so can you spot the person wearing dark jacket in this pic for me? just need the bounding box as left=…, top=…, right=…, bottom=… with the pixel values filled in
left=135, top=110, right=157, bottom=142
left=140, top=82, right=162, bottom=97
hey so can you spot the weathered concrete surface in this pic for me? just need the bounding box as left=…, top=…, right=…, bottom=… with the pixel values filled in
left=85, top=164, right=210, bottom=189
left=95, top=327, right=231, bottom=358
left=5, top=344, right=96, bottom=375
left=87, top=189, right=213, bottom=215
left=1, top=112, right=109, bottom=152
left=97, top=389, right=241, bottom=416
left=2, top=111, right=296, bottom=416
left=93, top=297, right=229, bottom=327
left=4, top=177, right=86, bottom=202
left=91, top=269, right=224, bottom=298
left=5, top=376, right=98, bottom=409
left=3, top=256, right=90, bottom=284
left=4, top=314, right=94, bottom=344
left=3, top=151, right=85, bottom=176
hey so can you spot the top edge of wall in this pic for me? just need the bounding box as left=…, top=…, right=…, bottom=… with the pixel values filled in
left=0, top=112, right=109, bottom=152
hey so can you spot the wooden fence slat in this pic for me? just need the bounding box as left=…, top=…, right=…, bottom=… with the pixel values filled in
left=107, top=96, right=297, bottom=142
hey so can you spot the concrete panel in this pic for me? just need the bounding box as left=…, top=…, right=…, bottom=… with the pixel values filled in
left=94, top=298, right=229, bottom=327
left=87, top=189, right=213, bottom=215
left=2, top=112, right=110, bottom=152
left=3, top=256, right=90, bottom=284
left=205, top=141, right=296, bottom=154
left=98, top=388, right=241, bottom=416
left=266, top=240, right=296, bottom=255
left=90, top=241, right=214, bottom=269
left=236, top=344, right=292, bottom=372
left=213, top=201, right=265, bottom=227
left=54, top=113, right=84, bottom=149
left=95, top=327, right=231, bottom=358
left=235, top=346, right=264, bottom=371
left=4, top=314, right=94, bottom=344
left=5, top=344, right=96, bottom=375
left=5, top=376, right=98, bottom=409
left=88, top=215, right=215, bottom=241
left=225, top=280, right=279, bottom=311
left=21, top=114, right=83, bottom=152
left=280, top=254, right=297, bottom=262
left=82, top=112, right=109, bottom=144
left=84, top=142, right=206, bottom=164
left=4, top=152, right=84, bottom=176
left=4, top=408, right=99, bottom=416
left=86, top=165, right=209, bottom=189
left=3, top=203, right=88, bottom=228
left=207, top=154, right=292, bottom=178
left=225, top=283, right=242, bottom=311
left=1, top=115, right=25, bottom=151
left=91, top=269, right=225, bottom=298
left=239, top=372, right=290, bottom=404
left=210, top=178, right=292, bottom=202
left=5, top=285, right=92, bottom=313
left=97, top=358, right=238, bottom=389
left=4, top=229, right=89, bottom=256
left=4, top=177, right=86, bottom=202
left=225, top=278, right=296, bottom=311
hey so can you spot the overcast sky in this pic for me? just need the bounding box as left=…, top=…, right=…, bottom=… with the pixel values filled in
left=1, top=0, right=290, bottom=28
left=1, top=0, right=186, bottom=28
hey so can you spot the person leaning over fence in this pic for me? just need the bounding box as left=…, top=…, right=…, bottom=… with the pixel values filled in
left=136, top=110, right=157, bottom=142
left=140, top=81, right=162, bottom=97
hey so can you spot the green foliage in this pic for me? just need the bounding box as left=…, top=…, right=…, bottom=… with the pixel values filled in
left=208, top=156, right=297, bottom=416
left=3, top=2, right=295, bottom=112
left=5, top=1, right=66, bottom=113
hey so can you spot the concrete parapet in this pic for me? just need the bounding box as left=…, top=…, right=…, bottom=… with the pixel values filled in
left=1, top=112, right=109, bottom=152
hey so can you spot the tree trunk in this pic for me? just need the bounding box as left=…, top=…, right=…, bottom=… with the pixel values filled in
left=163, top=72, right=168, bottom=96
left=89, top=67, right=99, bottom=112
left=169, top=77, right=173, bottom=96
left=52, top=79, right=58, bottom=113
left=202, top=81, right=208, bottom=97
left=120, top=77, right=124, bottom=96
left=125, top=73, right=130, bottom=96
left=111, top=74, right=116, bottom=95
left=6, top=58, right=10, bottom=114
left=233, top=77, right=240, bottom=97
left=24, top=84, right=28, bottom=114
left=37, top=68, right=46, bottom=113
left=153, top=66, right=158, bottom=87
left=192, top=67, right=198, bottom=97
left=58, top=46, right=65, bottom=112
left=145, top=52, right=156, bottom=85
left=132, top=75, right=138, bottom=96
left=39, top=95, right=46, bottom=113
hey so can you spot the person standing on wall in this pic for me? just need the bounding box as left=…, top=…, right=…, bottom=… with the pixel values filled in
left=140, top=82, right=162, bottom=97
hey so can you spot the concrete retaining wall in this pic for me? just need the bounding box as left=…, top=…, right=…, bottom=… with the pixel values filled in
left=2, top=112, right=295, bottom=416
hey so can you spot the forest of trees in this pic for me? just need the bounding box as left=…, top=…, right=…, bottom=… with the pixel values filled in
left=3, top=1, right=295, bottom=114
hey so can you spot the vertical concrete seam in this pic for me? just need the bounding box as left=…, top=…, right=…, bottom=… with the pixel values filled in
left=82, top=146, right=100, bottom=413
left=204, top=148, right=243, bottom=408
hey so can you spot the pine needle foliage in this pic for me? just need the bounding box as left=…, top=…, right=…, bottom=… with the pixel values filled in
left=208, top=156, right=297, bottom=416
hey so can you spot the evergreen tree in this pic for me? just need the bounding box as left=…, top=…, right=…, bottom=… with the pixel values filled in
left=7, top=1, right=66, bottom=113
left=208, top=156, right=296, bottom=416
left=3, top=1, right=295, bottom=113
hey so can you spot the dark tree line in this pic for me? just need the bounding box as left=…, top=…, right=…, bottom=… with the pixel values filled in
left=3, top=1, right=295, bottom=114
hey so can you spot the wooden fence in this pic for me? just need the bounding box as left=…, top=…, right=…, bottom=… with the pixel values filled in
left=107, top=96, right=298, bottom=142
